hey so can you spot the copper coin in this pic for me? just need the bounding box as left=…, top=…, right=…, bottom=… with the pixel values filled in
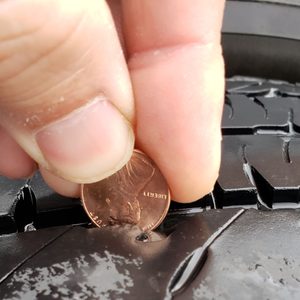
left=81, top=150, right=171, bottom=231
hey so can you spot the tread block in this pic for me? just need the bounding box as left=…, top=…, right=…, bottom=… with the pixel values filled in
left=0, top=177, right=31, bottom=235
left=0, top=209, right=241, bottom=299
left=223, top=94, right=300, bottom=134
left=277, top=83, right=300, bottom=97
left=0, top=226, right=70, bottom=284
left=257, top=96, right=300, bottom=131
left=218, top=135, right=300, bottom=209
left=226, top=81, right=275, bottom=96
left=216, top=136, right=257, bottom=208
left=223, top=95, right=267, bottom=134
left=180, top=209, right=300, bottom=299
left=225, top=79, right=257, bottom=93
left=245, top=135, right=300, bottom=207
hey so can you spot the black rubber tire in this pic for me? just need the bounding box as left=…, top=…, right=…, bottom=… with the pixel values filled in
left=1, top=1, right=300, bottom=299
left=222, top=0, right=300, bottom=82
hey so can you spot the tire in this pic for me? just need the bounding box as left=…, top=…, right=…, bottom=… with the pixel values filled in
left=1, top=1, right=300, bottom=299
left=222, top=0, right=300, bottom=82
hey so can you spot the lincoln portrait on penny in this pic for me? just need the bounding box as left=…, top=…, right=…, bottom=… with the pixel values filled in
left=95, top=151, right=155, bottom=225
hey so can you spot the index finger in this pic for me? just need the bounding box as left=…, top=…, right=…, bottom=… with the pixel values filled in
left=122, top=0, right=225, bottom=202
left=122, top=0, right=224, bottom=53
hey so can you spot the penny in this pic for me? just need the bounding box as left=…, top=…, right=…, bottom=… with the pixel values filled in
left=81, top=150, right=171, bottom=231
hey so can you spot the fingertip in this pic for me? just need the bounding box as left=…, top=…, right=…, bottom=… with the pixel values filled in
left=143, top=126, right=222, bottom=204
left=170, top=141, right=221, bottom=203
left=40, top=167, right=80, bottom=198
left=132, top=44, right=224, bottom=204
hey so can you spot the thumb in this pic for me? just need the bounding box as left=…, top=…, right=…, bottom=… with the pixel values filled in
left=0, top=0, right=134, bottom=183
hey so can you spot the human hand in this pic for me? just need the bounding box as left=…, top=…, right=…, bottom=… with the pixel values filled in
left=0, top=0, right=225, bottom=202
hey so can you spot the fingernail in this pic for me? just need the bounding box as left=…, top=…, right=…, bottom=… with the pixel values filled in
left=36, top=98, right=134, bottom=183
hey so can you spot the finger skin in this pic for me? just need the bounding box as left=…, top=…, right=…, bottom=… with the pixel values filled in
left=0, top=0, right=135, bottom=183
left=0, top=126, right=36, bottom=178
left=40, top=167, right=80, bottom=198
left=122, top=0, right=225, bottom=202
left=122, top=0, right=224, bottom=53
